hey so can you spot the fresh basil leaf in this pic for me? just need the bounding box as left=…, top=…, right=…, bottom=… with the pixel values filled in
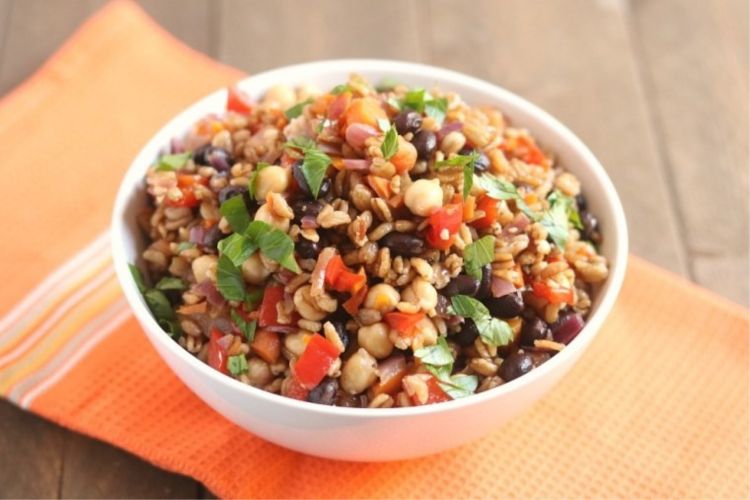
left=425, top=97, right=448, bottom=126
left=154, top=276, right=186, bottom=291
left=377, top=118, right=391, bottom=132
left=218, top=233, right=257, bottom=266
left=438, top=151, right=479, bottom=198
left=569, top=206, right=584, bottom=230
left=158, top=318, right=183, bottom=340
left=227, top=354, right=249, bottom=375
left=144, top=289, right=175, bottom=320
left=330, top=84, right=351, bottom=95
left=381, top=126, right=399, bottom=161
left=450, top=294, right=490, bottom=320
left=245, top=287, right=264, bottom=310
left=438, top=374, right=478, bottom=399
left=473, top=173, right=538, bottom=220
left=244, top=219, right=270, bottom=239
left=220, top=194, right=250, bottom=234
left=155, top=152, right=191, bottom=172
left=376, top=77, right=400, bottom=92
left=402, top=88, right=427, bottom=112
left=257, top=227, right=300, bottom=273
left=129, top=264, right=147, bottom=293
left=425, top=363, right=453, bottom=382
left=216, top=255, right=246, bottom=301
left=285, top=136, right=316, bottom=151
left=541, top=191, right=574, bottom=249
left=300, top=148, right=331, bottom=199
left=177, top=242, right=196, bottom=252
left=284, top=98, right=313, bottom=119
left=476, top=316, right=514, bottom=347
left=231, top=309, right=257, bottom=342
left=464, top=235, right=495, bottom=279
left=413, top=338, right=454, bottom=366
left=248, top=162, right=270, bottom=199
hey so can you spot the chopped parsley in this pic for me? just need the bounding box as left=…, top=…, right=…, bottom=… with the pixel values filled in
left=285, top=137, right=331, bottom=199
left=330, top=84, right=352, bottom=95
left=216, top=254, right=247, bottom=302
left=473, top=173, right=537, bottom=220
left=463, top=235, right=495, bottom=280
left=450, top=295, right=514, bottom=347
left=541, top=191, right=579, bottom=249
left=227, top=354, right=249, bottom=375
left=381, top=125, right=399, bottom=160
left=155, top=152, right=191, bottom=172
left=129, top=264, right=182, bottom=340
left=154, top=276, right=187, bottom=291
left=284, top=98, right=313, bottom=119
left=248, top=162, right=270, bottom=199
left=220, top=194, right=251, bottom=233
left=437, top=151, right=479, bottom=198
left=414, top=338, right=478, bottom=399
left=401, top=88, right=448, bottom=126
left=231, top=309, right=257, bottom=342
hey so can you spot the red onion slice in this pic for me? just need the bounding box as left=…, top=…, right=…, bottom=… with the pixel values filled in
left=265, top=324, right=298, bottom=334
left=189, top=225, right=206, bottom=244
left=196, top=281, right=226, bottom=307
left=551, top=312, right=585, bottom=345
left=317, top=142, right=342, bottom=155
left=345, top=123, right=378, bottom=150
left=170, top=137, right=185, bottom=154
left=342, top=158, right=372, bottom=171
left=217, top=333, right=234, bottom=351
left=491, top=277, right=516, bottom=298
left=300, top=215, right=319, bottom=229
left=436, top=121, right=463, bottom=141
left=311, top=247, right=336, bottom=298
left=503, top=213, right=530, bottom=236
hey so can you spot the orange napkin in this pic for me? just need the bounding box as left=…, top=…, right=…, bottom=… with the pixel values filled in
left=0, top=1, right=747, bottom=498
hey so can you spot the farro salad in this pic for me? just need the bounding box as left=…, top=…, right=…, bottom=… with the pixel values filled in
left=130, top=75, right=609, bottom=408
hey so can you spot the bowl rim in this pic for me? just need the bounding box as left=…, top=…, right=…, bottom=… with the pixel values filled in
left=111, top=58, right=628, bottom=418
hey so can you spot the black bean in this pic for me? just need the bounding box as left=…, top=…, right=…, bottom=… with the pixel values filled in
left=380, top=232, right=425, bottom=257
left=394, top=110, right=423, bottom=135
left=332, top=321, right=350, bottom=352
left=575, top=193, right=587, bottom=211
left=336, top=393, right=368, bottom=408
left=193, top=145, right=233, bottom=171
left=201, top=225, right=224, bottom=250
left=218, top=185, right=246, bottom=205
left=436, top=294, right=450, bottom=315
left=307, top=377, right=339, bottom=406
left=519, top=316, right=552, bottom=348
left=296, top=239, right=321, bottom=260
left=443, top=275, right=480, bottom=297
left=499, top=351, right=534, bottom=382
left=411, top=130, right=437, bottom=160
left=292, top=199, right=324, bottom=222
left=459, top=147, right=490, bottom=172
left=453, top=319, right=479, bottom=347
left=293, top=160, right=331, bottom=200
left=476, top=265, right=492, bottom=299
left=484, top=291, right=524, bottom=319
left=580, top=210, right=602, bottom=244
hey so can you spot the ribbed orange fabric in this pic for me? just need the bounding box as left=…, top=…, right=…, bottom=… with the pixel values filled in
left=0, top=1, right=747, bottom=498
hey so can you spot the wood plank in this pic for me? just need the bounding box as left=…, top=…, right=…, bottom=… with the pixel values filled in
left=139, top=0, right=216, bottom=56
left=0, top=400, right=65, bottom=499
left=423, top=0, right=690, bottom=276
left=630, top=0, right=749, bottom=305
left=216, top=0, right=423, bottom=73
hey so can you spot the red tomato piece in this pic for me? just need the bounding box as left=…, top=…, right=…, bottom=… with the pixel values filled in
left=226, top=86, right=253, bottom=114
left=325, top=255, right=366, bottom=293
left=384, top=311, right=425, bottom=337
left=258, top=285, right=285, bottom=327
left=425, top=203, right=462, bottom=250
left=532, top=281, right=574, bottom=306
left=343, top=284, right=368, bottom=316
left=207, top=328, right=228, bottom=374
left=471, top=194, right=500, bottom=229
left=293, top=335, right=340, bottom=389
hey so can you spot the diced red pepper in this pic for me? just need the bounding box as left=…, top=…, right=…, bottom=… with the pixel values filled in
left=532, top=281, right=574, bottom=306
left=404, top=374, right=451, bottom=406
left=425, top=202, right=463, bottom=250
left=207, top=328, right=228, bottom=374
left=251, top=329, right=281, bottom=364
left=258, top=285, right=285, bottom=327
left=501, top=136, right=547, bottom=167
left=384, top=311, right=425, bottom=337
left=293, top=335, right=340, bottom=389
left=164, top=174, right=208, bottom=208
left=284, top=376, right=310, bottom=401
left=226, top=86, right=253, bottom=114
left=325, top=255, right=366, bottom=293
left=343, top=284, right=368, bottom=316
left=471, top=194, right=500, bottom=229
left=327, top=91, right=352, bottom=120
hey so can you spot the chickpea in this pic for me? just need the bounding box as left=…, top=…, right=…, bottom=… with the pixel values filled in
left=262, top=84, right=296, bottom=109
left=340, top=348, right=379, bottom=394
left=404, top=178, right=443, bottom=217
left=401, top=278, right=438, bottom=312
left=358, top=322, right=394, bottom=359
left=363, top=283, right=400, bottom=313
left=254, top=166, right=290, bottom=201
left=241, top=252, right=271, bottom=285
left=413, top=316, right=438, bottom=348
left=440, top=131, right=466, bottom=155
left=191, top=254, right=217, bottom=283
left=293, top=285, right=327, bottom=321
left=254, top=203, right=290, bottom=232
left=284, top=331, right=310, bottom=357
left=247, top=358, right=274, bottom=387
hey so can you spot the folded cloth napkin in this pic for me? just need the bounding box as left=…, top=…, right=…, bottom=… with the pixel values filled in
left=0, top=1, right=747, bottom=498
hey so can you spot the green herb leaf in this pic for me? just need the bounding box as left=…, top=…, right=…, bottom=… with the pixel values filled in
left=155, top=152, right=191, bottom=172
left=129, top=264, right=147, bottom=293
left=377, top=118, right=391, bottom=132
left=541, top=191, right=576, bottom=249
left=300, top=148, right=331, bottom=199
left=143, top=289, right=175, bottom=321
left=248, top=162, right=270, bottom=199
left=244, top=287, right=264, bottom=310
left=464, top=235, right=495, bottom=279
left=285, top=136, right=317, bottom=151
left=257, top=227, right=300, bottom=273
left=218, top=233, right=257, bottom=266
left=401, top=89, right=448, bottom=126
left=157, top=318, right=182, bottom=340
left=425, top=97, right=448, bottom=126
left=227, top=354, right=249, bottom=375
left=413, top=338, right=454, bottom=366
left=376, top=77, right=400, bottom=92
left=473, top=173, right=538, bottom=220
left=402, top=88, right=427, bottom=112
left=154, top=276, right=186, bottom=291
left=330, top=84, right=351, bottom=95
left=177, top=242, right=196, bottom=252
left=284, top=98, right=313, bottom=119
left=449, top=295, right=513, bottom=347
left=231, top=309, right=257, bottom=342
left=438, top=374, right=478, bottom=399
left=386, top=96, right=402, bottom=111
left=381, top=126, right=399, bottom=161
left=216, top=255, right=246, bottom=301
left=220, top=194, right=250, bottom=233
left=437, top=151, right=478, bottom=198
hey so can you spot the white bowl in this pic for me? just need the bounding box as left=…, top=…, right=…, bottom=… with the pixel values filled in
left=111, top=59, right=628, bottom=461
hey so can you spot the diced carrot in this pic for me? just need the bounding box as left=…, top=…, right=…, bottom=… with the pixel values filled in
left=390, top=137, right=417, bottom=173
left=177, top=302, right=207, bottom=315
left=251, top=329, right=281, bottom=364
left=343, top=285, right=368, bottom=316
left=344, top=97, right=387, bottom=129
left=310, top=94, right=334, bottom=116
left=463, top=195, right=476, bottom=221
left=370, top=354, right=407, bottom=397
left=367, top=175, right=391, bottom=199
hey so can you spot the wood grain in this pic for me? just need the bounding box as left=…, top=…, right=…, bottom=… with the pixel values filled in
left=424, top=0, right=690, bottom=276
left=630, top=0, right=749, bottom=305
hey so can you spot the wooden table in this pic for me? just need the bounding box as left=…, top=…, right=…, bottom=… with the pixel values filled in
left=0, top=0, right=746, bottom=497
